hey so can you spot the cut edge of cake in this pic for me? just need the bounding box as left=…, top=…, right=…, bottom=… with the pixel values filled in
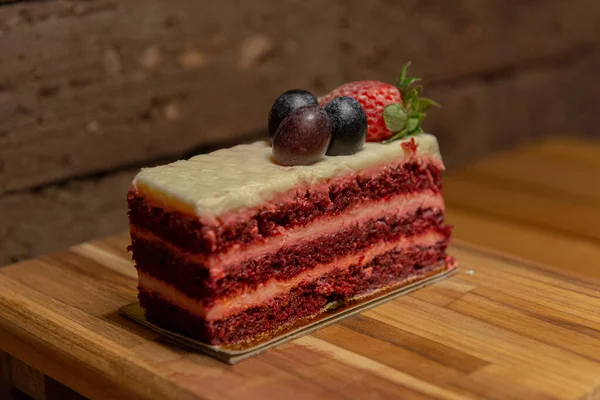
left=128, top=133, right=454, bottom=345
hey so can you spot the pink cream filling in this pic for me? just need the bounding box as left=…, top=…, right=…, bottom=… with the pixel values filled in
left=138, top=229, right=446, bottom=321
left=132, top=190, right=445, bottom=277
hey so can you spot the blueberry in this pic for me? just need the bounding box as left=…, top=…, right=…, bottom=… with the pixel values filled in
left=324, top=96, right=367, bottom=156
left=268, top=89, right=319, bottom=140
left=272, top=106, right=332, bottom=166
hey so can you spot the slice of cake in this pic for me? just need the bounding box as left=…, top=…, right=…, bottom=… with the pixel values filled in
left=128, top=63, right=454, bottom=345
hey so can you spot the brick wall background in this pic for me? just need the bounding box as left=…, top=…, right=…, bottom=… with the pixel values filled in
left=1, top=0, right=599, bottom=265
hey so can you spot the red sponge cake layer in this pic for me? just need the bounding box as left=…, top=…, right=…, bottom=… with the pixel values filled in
left=128, top=135, right=454, bottom=345
left=130, top=207, right=448, bottom=303
left=127, top=160, right=442, bottom=255
left=139, top=244, right=449, bottom=344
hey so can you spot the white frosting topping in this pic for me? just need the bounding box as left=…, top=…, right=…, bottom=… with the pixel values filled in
left=132, top=133, right=442, bottom=218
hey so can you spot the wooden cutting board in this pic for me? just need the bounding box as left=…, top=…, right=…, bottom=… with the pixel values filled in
left=1, top=234, right=600, bottom=400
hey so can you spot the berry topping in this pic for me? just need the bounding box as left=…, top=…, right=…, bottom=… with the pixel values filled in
left=319, top=62, right=439, bottom=143
left=324, top=96, right=367, bottom=156
left=320, top=81, right=400, bottom=142
left=268, top=89, right=319, bottom=140
left=272, top=106, right=332, bottom=166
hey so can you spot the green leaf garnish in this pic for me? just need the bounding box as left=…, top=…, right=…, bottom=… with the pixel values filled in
left=417, top=97, right=440, bottom=112
left=382, top=103, right=407, bottom=132
left=406, top=117, right=420, bottom=133
left=384, top=62, right=440, bottom=144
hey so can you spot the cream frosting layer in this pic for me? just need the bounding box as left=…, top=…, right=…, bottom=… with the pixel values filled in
left=132, top=190, right=445, bottom=277
left=133, top=134, right=442, bottom=221
left=138, top=229, right=446, bottom=321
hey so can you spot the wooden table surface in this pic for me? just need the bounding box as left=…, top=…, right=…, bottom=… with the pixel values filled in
left=445, top=136, right=600, bottom=279
left=1, top=136, right=600, bottom=400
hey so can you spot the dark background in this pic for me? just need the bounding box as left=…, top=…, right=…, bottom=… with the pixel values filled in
left=1, top=0, right=599, bottom=265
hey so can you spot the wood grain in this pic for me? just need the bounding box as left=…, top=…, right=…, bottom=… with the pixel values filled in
left=1, top=136, right=600, bottom=398
left=445, top=136, right=600, bottom=279
left=1, top=237, right=600, bottom=399
left=444, top=174, right=600, bottom=241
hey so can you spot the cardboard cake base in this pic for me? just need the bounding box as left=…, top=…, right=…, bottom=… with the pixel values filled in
left=119, top=266, right=457, bottom=364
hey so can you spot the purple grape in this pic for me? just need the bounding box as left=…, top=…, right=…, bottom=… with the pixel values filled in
left=268, top=89, right=319, bottom=140
left=272, top=106, right=332, bottom=166
left=324, top=96, right=367, bottom=156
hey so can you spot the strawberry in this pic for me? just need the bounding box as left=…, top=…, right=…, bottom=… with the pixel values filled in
left=319, top=62, right=439, bottom=143
left=319, top=81, right=401, bottom=142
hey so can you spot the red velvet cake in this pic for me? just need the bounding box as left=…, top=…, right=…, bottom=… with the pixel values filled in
left=128, top=64, right=454, bottom=345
